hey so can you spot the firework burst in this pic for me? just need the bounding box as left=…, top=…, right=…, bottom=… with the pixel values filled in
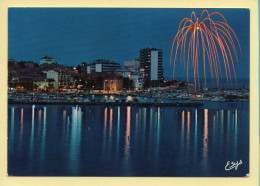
left=170, top=9, right=242, bottom=90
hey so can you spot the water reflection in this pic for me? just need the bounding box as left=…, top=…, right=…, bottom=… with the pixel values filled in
left=67, top=115, right=70, bottom=138
left=234, top=109, right=238, bottom=159
left=181, top=110, right=185, bottom=160
left=69, top=106, right=82, bottom=175
left=227, top=110, right=230, bottom=142
left=9, top=107, right=15, bottom=153
left=142, top=108, right=147, bottom=146
left=213, top=114, right=216, bottom=145
left=203, top=109, right=208, bottom=159
left=108, top=108, right=113, bottom=152
left=186, top=111, right=190, bottom=156
left=202, top=109, right=209, bottom=174
left=220, top=110, right=224, bottom=148
left=116, top=106, right=120, bottom=156
left=149, top=108, right=154, bottom=151
left=42, top=107, right=47, bottom=148
left=63, top=110, right=67, bottom=124
left=8, top=104, right=248, bottom=176
left=103, top=107, right=108, bottom=152
left=40, top=107, right=47, bottom=170
left=125, top=106, right=131, bottom=157
left=156, top=107, right=161, bottom=160
left=62, top=110, right=67, bottom=141
left=20, top=108, right=24, bottom=134
left=19, top=108, right=24, bottom=148
left=135, top=110, right=138, bottom=146
left=29, top=105, right=35, bottom=164
left=38, top=109, right=42, bottom=137
left=194, top=109, right=198, bottom=161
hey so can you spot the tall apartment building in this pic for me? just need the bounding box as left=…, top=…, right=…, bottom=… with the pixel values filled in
left=139, top=48, right=163, bottom=81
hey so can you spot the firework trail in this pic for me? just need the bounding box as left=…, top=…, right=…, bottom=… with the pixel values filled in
left=170, top=10, right=242, bottom=90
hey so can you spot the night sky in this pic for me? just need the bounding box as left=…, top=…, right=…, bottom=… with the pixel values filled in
left=8, top=8, right=250, bottom=79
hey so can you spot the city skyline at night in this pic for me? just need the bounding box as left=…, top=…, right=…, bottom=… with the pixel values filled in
left=8, top=8, right=250, bottom=79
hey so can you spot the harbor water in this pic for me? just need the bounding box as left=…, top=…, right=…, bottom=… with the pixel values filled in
left=8, top=102, right=249, bottom=176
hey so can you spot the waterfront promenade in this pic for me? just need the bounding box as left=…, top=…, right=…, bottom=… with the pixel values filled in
left=8, top=85, right=249, bottom=105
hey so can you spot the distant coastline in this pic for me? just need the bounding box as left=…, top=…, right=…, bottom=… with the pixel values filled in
left=172, top=78, right=250, bottom=89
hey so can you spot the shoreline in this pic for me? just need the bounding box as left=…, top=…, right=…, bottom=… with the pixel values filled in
left=8, top=101, right=203, bottom=107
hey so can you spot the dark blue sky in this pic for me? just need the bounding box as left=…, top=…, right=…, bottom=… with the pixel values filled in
left=8, top=8, right=249, bottom=79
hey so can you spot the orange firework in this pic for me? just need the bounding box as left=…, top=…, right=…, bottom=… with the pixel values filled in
left=170, top=10, right=241, bottom=90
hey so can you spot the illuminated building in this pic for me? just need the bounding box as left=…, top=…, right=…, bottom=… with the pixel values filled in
left=139, top=48, right=163, bottom=81
left=90, top=59, right=121, bottom=73
left=103, top=78, right=123, bottom=93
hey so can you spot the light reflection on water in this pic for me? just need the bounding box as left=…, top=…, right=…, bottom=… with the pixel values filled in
left=19, top=108, right=24, bottom=150
left=108, top=108, right=113, bottom=153
left=29, top=105, right=35, bottom=167
left=69, top=106, right=82, bottom=175
left=194, top=109, right=198, bottom=162
left=125, top=106, right=131, bottom=157
left=8, top=103, right=249, bottom=176
left=116, top=106, right=120, bottom=156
